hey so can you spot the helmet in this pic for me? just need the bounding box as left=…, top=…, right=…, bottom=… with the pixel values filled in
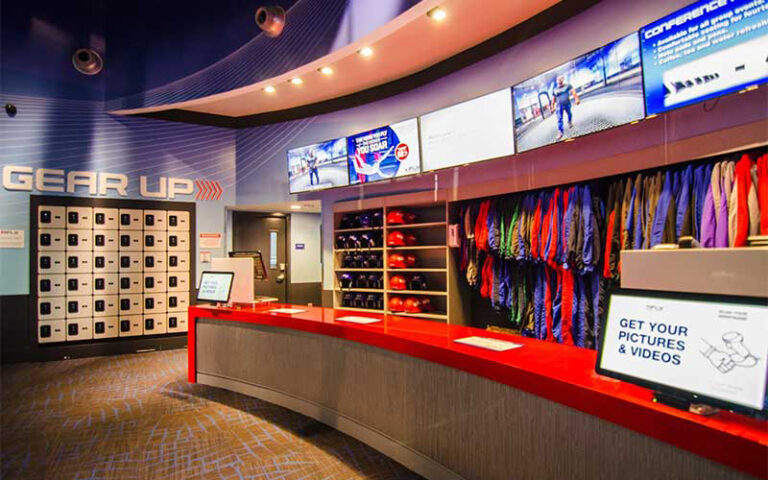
left=362, top=253, right=381, bottom=268
left=352, top=253, right=365, bottom=268
left=404, top=212, right=417, bottom=224
left=372, top=212, right=383, bottom=227
left=387, top=209, right=406, bottom=225
left=340, top=214, right=356, bottom=229
left=420, top=297, right=435, bottom=312
left=336, top=235, right=347, bottom=249
left=387, top=230, right=406, bottom=247
left=339, top=273, right=354, bottom=288
left=365, top=294, right=379, bottom=309
left=346, top=234, right=361, bottom=249
left=367, top=274, right=382, bottom=289
left=342, top=293, right=354, bottom=307
left=360, top=233, right=378, bottom=248
left=390, top=275, right=407, bottom=290
left=355, top=273, right=369, bottom=288
left=404, top=297, right=422, bottom=313
left=359, top=212, right=372, bottom=227
left=388, top=296, right=405, bottom=312
left=388, top=253, right=406, bottom=268
left=409, top=274, right=427, bottom=290
left=353, top=293, right=365, bottom=308
left=405, top=233, right=418, bottom=246
left=342, top=254, right=354, bottom=268
left=405, top=254, right=417, bottom=267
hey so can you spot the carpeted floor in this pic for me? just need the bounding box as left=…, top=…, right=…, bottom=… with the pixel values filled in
left=0, top=349, right=422, bottom=480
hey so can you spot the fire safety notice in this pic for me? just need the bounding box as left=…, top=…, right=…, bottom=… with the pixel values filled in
left=0, top=229, right=24, bottom=248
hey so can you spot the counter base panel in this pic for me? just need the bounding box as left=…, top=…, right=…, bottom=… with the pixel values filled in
left=195, top=319, right=756, bottom=480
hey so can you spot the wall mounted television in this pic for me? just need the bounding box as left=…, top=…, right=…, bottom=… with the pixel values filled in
left=347, top=118, right=421, bottom=185
left=287, top=137, right=349, bottom=194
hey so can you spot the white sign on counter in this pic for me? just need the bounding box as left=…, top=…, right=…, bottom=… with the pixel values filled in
left=454, top=336, right=523, bottom=352
left=336, top=316, right=382, bottom=325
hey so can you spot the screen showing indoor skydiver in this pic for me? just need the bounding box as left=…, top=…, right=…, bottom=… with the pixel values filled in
left=287, top=137, right=349, bottom=194
left=512, top=32, right=645, bottom=152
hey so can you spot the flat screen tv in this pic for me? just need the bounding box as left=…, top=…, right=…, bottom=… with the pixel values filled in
left=347, top=118, right=421, bottom=185
left=287, top=137, right=349, bottom=194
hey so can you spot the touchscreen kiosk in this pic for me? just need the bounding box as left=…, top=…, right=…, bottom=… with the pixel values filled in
left=597, top=289, right=768, bottom=416
left=197, top=271, right=235, bottom=304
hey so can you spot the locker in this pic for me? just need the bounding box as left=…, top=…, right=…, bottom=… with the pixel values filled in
left=66, top=206, right=93, bottom=230
left=38, top=297, right=66, bottom=320
left=143, top=273, right=167, bottom=293
left=166, top=313, right=188, bottom=333
left=118, top=209, right=143, bottom=230
left=118, top=294, right=143, bottom=315
left=93, top=230, right=119, bottom=252
left=143, top=314, right=167, bottom=335
left=167, top=252, right=190, bottom=272
left=118, top=273, right=143, bottom=294
left=93, top=207, right=118, bottom=229
left=143, top=293, right=167, bottom=314
left=38, top=252, right=65, bottom=274
left=166, top=272, right=190, bottom=292
left=118, top=231, right=142, bottom=251
left=38, top=206, right=65, bottom=228
left=66, top=318, right=93, bottom=341
left=65, top=296, right=93, bottom=319
left=166, top=232, right=190, bottom=251
left=118, top=315, right=143, bottom=337
left=167, top=211, right=190, bottom=231
left=93, top=316, right=118, bottom=339
left=92, top=273, right=119, bottom=295
left=65, top=273, right=93, bottom=295
left=65, top=230, right=92, bottom=251
left=143, top=253, right=167, bottom=272
left=118, top=252, right=143, bottom=273
left=38, top=229, right=65, bottom=251
left=65, top=253, right=93, bottom=274
left=93, top=251, right=119, bottom=273
left=92, top=295, right=119, bottom=317
left=143, top=232, right=166, bottom=251
left=166, top=292, right=190, bottom=312
left=38, top=320, right=66, bottom=343
left=38, top=274, right=65, bottom=297
left=143, top=210, right=167, bottom=231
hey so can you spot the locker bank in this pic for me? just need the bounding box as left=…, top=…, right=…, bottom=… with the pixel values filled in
left=1, top=0, right=766, bottom=479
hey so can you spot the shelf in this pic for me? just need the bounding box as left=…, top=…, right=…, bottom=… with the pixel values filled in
left=388, top=311, right=448, bottom=320
left=336, top=268, right=385, bottom=272
left=334, top=248, right=384, bottom=253
left=335, top=226, right=384, bottom=233
left=335, top=288, right=383, bottom=293
left=387, top=268, right=447, bottom=273
left=386, top=222, right=446, bottom=229
left=387, top=245, right=447, bottom=251
left=387, top=290, right=447, bottom=296
left=336, top=306, right=385, bottom=314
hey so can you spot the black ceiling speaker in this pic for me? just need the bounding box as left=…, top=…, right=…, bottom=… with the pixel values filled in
left=255, top=6, right=286, bottom=37
left=72, top=48, right=103, bottom=75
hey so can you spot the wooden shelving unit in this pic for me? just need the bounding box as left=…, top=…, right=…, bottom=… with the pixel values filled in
left=333, top=199, right=453, bottom=322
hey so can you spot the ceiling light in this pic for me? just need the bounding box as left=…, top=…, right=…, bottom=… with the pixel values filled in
left=358, top=47, right=374, bottom=57
left=263, top=85, right=276, bottom=93
left=290, top=205, right=302, bottom=210
left=290, top=77, right=303, bottom=85
left=319, top=66, right=334, bottom=75
left=427, top=6, right=447, bottom=21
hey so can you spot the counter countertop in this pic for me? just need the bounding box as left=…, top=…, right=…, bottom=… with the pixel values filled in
left=188, top=304, right=767, bottom=479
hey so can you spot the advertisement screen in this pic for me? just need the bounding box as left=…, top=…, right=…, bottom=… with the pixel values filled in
left=287, top=137, right=348, bottom=194
left=641, top=0, right=768, bottom=115
left=420, top=89, right=515, bottom=171
left=347, top=118, right=421, bottom=185
left=513, top=32, right=645, bottom=153
left=598, top=290, right=768, bottom=412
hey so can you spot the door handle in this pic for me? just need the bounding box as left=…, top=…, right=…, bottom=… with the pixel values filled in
left=276, top=273, right=285, bottom=283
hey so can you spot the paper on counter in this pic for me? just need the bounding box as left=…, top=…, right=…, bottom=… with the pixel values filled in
left=335, top=316, right=382, bottom=325
left=454, top=336, right=523, bottom=352
left=269, top=308, right=307, bottom=314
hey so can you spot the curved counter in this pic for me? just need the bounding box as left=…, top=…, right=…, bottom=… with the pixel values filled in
left=188, top=304, right=767, bottom=480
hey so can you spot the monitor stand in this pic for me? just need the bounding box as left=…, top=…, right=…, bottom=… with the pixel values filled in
left=653, top=391, right=719, bottom=416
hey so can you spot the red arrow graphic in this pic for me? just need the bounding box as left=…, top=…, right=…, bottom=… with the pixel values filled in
left=194, top=180, right=203, bottom=200
left=214, top=181, right=222, bottom=200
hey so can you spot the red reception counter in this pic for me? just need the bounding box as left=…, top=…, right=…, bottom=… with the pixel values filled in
left=188, top=304, right=767, bottom=480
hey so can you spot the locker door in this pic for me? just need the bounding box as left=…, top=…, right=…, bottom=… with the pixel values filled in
left=92, top=273, right=119, bottom=295
left=143, top=293, right=167, bottom=314
left=65, top=296, right=93, bottom=319
left=167, top=211, right=190, bottom=231
left=143, top=210, right=167, bottom=231
left=118, top=231, right=142, bottom=251
left=166, top=272, right=190, bottom=292
left=93, top=252, right=119, bottom=273
left=118, top=209, right=143, bottom=230
left=143, top=273, right=167, bottom=293
left=66, top=207, right=93, bottom=230
left=65, top=318, right=93, bottom=341
left=118, top=273, right=143, bottom=294
left=118, top=294, right=143, bottom=315
left=93, top=230, right=119, bottom=252
left=38, top=252, right=65, bottom=274
left=143, top=253, right=167, bottom=272
left=118, top=252, right=143, bottom=273
left=143, top=232, right=166, bottom=251
left=65, top=230, right=93, bottom=251
left=93, top=208, right=118, bottom=229
left=118, top=315, right=143, bottom=337
left=65, top=274, right=93, bottom=296
left=38, top=274, right=65, bottom=297
left=143, top=314, right=167, bottom=335
left=166, top=292, right=189, bottom=312
left=38, top=297, right=66, bottom=320
left=38, top=206, right=65, bottom=228
left=93, top=295, right=118, bottom=317
left=38, top=229, right=65, bottom=251
left=93, top=317, right=118, bottom=339
left=166, top=232, right=190, bottom=251
left=166, top=314, right=188, bottom=333
left=65, top=252, right=93, bottom=274
left=167, top=252, right=190, bottom=272
left=38, top=320, right=66, bottom=343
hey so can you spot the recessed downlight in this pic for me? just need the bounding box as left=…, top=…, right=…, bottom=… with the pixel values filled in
left=319, top=66, right=334, bottom=75
left=289, top=77, right=303, bottom=85
left=358, top=47, right=374, bottom=57
left=427, top=6, right=447, bottom=21
left=263, top=85, right=276, bottom=93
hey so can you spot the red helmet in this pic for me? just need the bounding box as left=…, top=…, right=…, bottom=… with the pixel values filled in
left=404, top=297, right=422, bottom=313
left=387, top=230, right=406, bottom=247
left=388, top=253, right=406, bottom=268
left=390, top=275, right=407, bottom=290
left=403, top=212, right=417, bottom=224
left=388, top=296, right=405, bottom=312
left=386, top=209, right=406, bottom=225
left=420, top=297, right=435, bottom=312
left=405, top=233, right=418, bottom=246
left=404, top=254, right=417, bottom=267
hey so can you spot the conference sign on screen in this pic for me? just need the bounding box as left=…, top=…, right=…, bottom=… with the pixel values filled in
left=597, top=289, right=768, bottom=415
left=347, top=118, right=421, bottom=185
left=287, top=137, right=349, bottom=194
left=420, top=89, right=515, bottom=172
left=513, top=32, right=645, bottom=153
left=641, top=0, right=768, bottom=116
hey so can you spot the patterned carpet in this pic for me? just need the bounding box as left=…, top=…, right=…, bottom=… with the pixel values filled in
left=0, top=349, right=422, bottom=480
